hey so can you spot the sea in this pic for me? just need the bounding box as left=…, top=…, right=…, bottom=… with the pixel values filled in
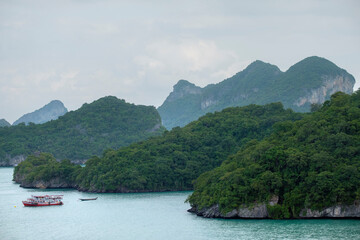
left=1, top=167, right=359, bottom=240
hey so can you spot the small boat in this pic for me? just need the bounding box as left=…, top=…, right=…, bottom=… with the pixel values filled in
left=79, top=197, right=98, bottom=201
left=22, top=195, right=63, bottom=207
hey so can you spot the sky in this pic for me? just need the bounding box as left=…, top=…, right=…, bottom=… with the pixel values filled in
left=1, top=0, right=359, bottom=123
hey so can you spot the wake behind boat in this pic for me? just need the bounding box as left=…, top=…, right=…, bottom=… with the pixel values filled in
left=79, top=197, right=98, bottom=201
left=22, top=195, right=63, bottom=207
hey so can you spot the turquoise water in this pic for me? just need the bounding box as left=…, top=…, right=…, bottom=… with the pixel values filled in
left=1, top=168, right=359, bottom=240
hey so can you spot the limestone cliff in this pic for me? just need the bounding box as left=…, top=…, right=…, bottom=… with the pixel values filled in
left=189, top=201, right=360, bottom=219
left=300, top=203, right=360, bottom=218
left=0, top=155, right=26, bottom=167
left=294, top=75, right=354, bottom=107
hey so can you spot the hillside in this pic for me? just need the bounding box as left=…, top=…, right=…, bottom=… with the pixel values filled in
left=0, top=96, right=165, bottom=166
left=13, top=100, right=68, bottom=125
left=0, top=119, right=10, bottom=127
left=158, top=56, right=355, bottom=129
left=187, top=91, right=360, bottom=219
left=14, top=102, right=303, bottom=192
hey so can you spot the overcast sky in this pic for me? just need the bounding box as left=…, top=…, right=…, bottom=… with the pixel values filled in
left=1, top=0, right=359, bottom=123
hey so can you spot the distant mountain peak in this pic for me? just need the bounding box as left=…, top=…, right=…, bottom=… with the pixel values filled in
left=158, top=56, right=356, bottom=129
left=173, top=79, right=199, bottom=89
left=0, top=119, right=11, bottom=127
left=13, top=100, right=68, bottom=125
left=298, top=55, right=328, bottom=63
left=287, top=56, right=349, bottom=74
left=243, top=60, right=281, bottom=73
left=165, top=80, right=202, bottom=103
left=49, top=100, right=65, bottom=106
left=247, top=60, right=267, bottom=67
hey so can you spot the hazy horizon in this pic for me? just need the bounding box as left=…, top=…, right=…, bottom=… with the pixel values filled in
left=1, top=0, right=359, bottom=123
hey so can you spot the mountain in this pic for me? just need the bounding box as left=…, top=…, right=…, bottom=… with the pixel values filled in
left=0, top=96, right=165, bottom=166
left=0, top=119, right=10, bottom=127
left=187, top=91, right=360, bottom=219
left=13, top=102, right=303, bottom=192
left=13, top=100, right=68, bottom=125
left=158, top=56, right=355, bottom=129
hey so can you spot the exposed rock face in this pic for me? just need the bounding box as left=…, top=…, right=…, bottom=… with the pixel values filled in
left=13, top=171, right=75, bottom=189
left=189, top=199, right=360, bottom=219
left=201, top=99, right=218, bottom=110
left=166, top=80, right=202, bottom=103
left=0, top=154, right=86, bottom=167
left=294, top=75, right=354, bottom=107
left=0, top=155, right=26, bottom=167
left=70, top=159, right=87, bottom=165
left=13, top=100, right=68, bottom=125
left=188, top=203, right=270, bottom=219
left=190, top=196, right=280, bottom=218
left=17, top=178, right=74, bottom=189
left=300, top=203, right=360, bottom=218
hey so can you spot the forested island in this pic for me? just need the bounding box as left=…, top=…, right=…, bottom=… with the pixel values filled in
left=0, top=96, right=164, bottom=166
left=14, top=102, right=302, bottom=191
left=187, top=91, right=360, bottom=219
left=13, top=91, right=360, bottom=219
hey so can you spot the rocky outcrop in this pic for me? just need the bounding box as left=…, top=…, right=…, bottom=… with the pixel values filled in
left=20, top=178, right=74, bottom=189
left=201, top=98, right=218, bottom=110
left=0, top=154, right=26, bottom=167
left=189, top=199, right=360, bottom=219
left=165, top=80, right=202, bottom=103
left=188, top=203, right=270, bottom=219
left=13, top=172, right=74, bottom=189
left=0, top=154, right=86, bottom=167
left=189, top=196, right=278, bottom=219
left=300, top=203, right=360, bottom=218
left=294, top=75, right=354, bottom=107
left=70, top=159, right=87, bottom=165
left=13, top=100, right=68, bottom=125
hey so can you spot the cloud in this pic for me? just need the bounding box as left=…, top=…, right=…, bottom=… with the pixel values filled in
left=1, top=21, right=26, bottom=28
left=134, top=39, right=245, bottom=87
left=0, top=0, right=359, bottom=122
left=133, top=56, right=164, bottom=70
left=51, top=71, right=79, bottom=91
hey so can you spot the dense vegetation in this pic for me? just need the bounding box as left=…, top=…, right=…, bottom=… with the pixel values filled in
left=14, top=153, right=81, bottom=186
left=13, top=102, right=302, bottom=192
left=158, top=56, right=355, bottom=129
left=0, top=96, right=164, bottom=163
left=187, top=91, right=360, bottom=218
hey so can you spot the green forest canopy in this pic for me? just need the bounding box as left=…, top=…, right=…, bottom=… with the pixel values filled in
left=1, top=96, right=164, bottom=162
left=14, top=102, right=303, bottom=193
left=187, top=91, right=360, bottom=218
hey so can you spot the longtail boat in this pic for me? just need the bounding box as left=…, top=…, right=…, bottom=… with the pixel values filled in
left=79, top=197, right=98, bottom=201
